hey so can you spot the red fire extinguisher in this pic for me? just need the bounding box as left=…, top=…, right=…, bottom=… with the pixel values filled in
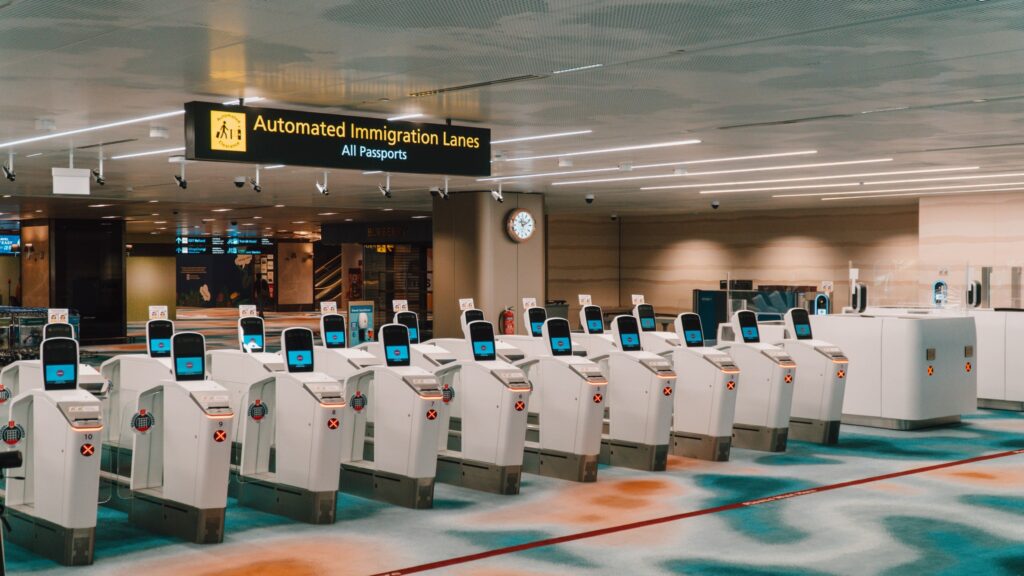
left=501, top=307, right=516, bottom=335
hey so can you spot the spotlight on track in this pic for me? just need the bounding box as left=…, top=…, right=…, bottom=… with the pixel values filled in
left=491, top=182, right=504, bottom=203
left=2, top=152, right=14, bottom=182
left=316, top=171, right=329, bottom=196
left=429, top=176, right=450, bottom=200
left=173, top=163, right=187, bottom=189
left=378, top=173, right=392, bottom=199
left=249, top=166, right=261, bottom=193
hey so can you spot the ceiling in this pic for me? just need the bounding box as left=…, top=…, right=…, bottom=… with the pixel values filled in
left=1, top=0, right=1023, bottom=240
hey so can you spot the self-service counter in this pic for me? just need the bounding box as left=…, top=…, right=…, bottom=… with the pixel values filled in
left=2, top=338, right=102, bottom=565
left=717, top=311, right=796, bottom=452
left=516, top=318, right=607, bottom=482
left=336, top=324, right=443, bottom=508
left=498, top=306, right=586, bottom=359
left=429, top=309, right=527, bottom=364
left=99, top=326, right=233, bottom=543
left=207, top=318, right=345, bottom=523
left=811, top=307, right=976, bottom=429
left=359, top=311, right=457, bottom=370
left=0, top=322, right=109, bottom=404
left=758, top=309, right=848, bottom=444
left=432, top=320, right=531, bottom=494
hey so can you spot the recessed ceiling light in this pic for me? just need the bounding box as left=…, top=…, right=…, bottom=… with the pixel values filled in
left=149, top=200, right=159, bottom=203
left=411, top=215, right=429, bottom=219
left=154, top=220, right=167, bottom=224
left=292, top=220, right=306, bottom=224
left=381, top=208, right=394, bottom=212
left=277, top=229, right=288, bottom=232
left=110, top=146, right=185, bottom=160
left=25, top=153, right=42, bottom=158
left=274, top=204, right=285, bottom=208
left=150, top=231, right=159, bottom=235
left=0, top=109, right=184, bottom=149
left=253, top=216, right=262, bottom=219
left=344, top=218, right=353, bottom=222
left=102, top=215, right=118, bottom=219
left=362, top=171, right=382, bottom=175
left=556, top=158, right=893, bottom=186
left=263, top=164, right=285, bottom=170
left=157, top=227, right=167, bottom=230
left=89, top=204, right=112, bottom=208
left=647, top=166, right=981, bottom=192
left=2, top=195, right=10, bottom=198
left=202, top=218, right=215, bottom=222
left=34, top=209, right=42, bottom=213
left=504, top=139, right=701, bottom=162
left=242, top=223, right=255, bottom=226
left=552, top=63, right=603, bottom=75
left=491, top=130, right=593, bottom=144
left=317, top=212, right=337, bottom=216
left=150, top=213, right=160, bottom=216
left=212, top=208, right=231, bottom=212
left=387, top=113, right=424, bottom=121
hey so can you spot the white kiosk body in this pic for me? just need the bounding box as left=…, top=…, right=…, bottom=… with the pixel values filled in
left=429, top=308, right=528, bottom=364
left=207, top=318, right=344, bottom=523
left=811, top=307, right=976, bottom=429
left=359, top=311, right=457, bottom=370
left=516, top=318, right=607, bottom=482
left=667, top=313, right=740, bottom=461
left=432, top=320, right=531, bottom=494
left=0, top=322, right=110, bottom=406
left=3, top=337, right=102, bottom=566
left=99, top=326, right=234, bottom=544
left=592, top=315, right=675, bottom=471
left=313, top=313, right=383, bottom=385
left=336, top=323, right=444, bottom=508
left=716, top=311, right=796, bottom=452
left=758, top=309, right=848, bottom=444
left=972, top=309, right=1024, bottom=410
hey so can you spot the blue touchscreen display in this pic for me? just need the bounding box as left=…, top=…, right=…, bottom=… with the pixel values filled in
left=243, top=335, right=264, bottom=351
left=795, top=324, right=812, bottom=338
left=287, top=350, right=312, bottom=369
left=550, top=336, right=571, bottom=352
left=386, top=345, right=410, bottom=362
left=741, top=326, right=759, bottom=342
left=531, top=321, right=544, bottom=337
left=175, top=356, right=203, bottom=377
left=587, top=319, right=603, bottom=332
left=473, top=340, right=495, bottom=360
left=149, top=338, right=171, bottom=356
left=620, top=333, right=641, bottom=350
left=45, top=364, right=75, bottom=386
left=325, top=331, right=345, bottom=346
left=640, top=317, right=655, bottom=330
left=684, top=330, right=703, bottom=345
left=408, top=327, right=419, bottom=342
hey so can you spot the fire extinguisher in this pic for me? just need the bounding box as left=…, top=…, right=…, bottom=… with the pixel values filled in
left=501, top=307, right=516, bottom=335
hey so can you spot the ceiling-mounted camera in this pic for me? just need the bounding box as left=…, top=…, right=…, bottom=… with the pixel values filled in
left=233, top=176, right=245, bottom=188
left=585, top=194, right=594, bottom=205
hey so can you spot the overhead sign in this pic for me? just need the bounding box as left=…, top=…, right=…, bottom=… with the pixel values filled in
left=175, top=236, right=274, bottom=255
left=185, top=101, right=491, bottom=177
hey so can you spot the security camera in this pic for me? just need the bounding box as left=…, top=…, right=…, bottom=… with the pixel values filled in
left=249, top=177, right=261, bottom=193
left=585, top=194, right=595, bottom=205
left=174, top=174, right=187, bottom=189
left=711, top=200, right=720, bottom=210
left=1, top=165, right=14, bottom=183
left=610, top=214, right=618, bottom=221
left=91, top=169, right=105, bottom=186
left=378, top=173, right=392, bottom=199
left=491, top=189, right=504, bottom=203
left=230, top=220, right=238, bottom=226
left=316, top=182, right=329, bottom=196
left=172, top=209, right=180, bottom=215
left=233, top=177, right=245, bottom=188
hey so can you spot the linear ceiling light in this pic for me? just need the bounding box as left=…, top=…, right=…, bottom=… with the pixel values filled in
left=823, top=187, right=1024, bottom=201
left=387, top=113, right=424, bottom=121
left=554, top=158, right=892, bottom=186
left=481, top=151, right=818, bottom=182
left=111, top=146, right=185, bottom=160
left=263, top=164, right=285, bottom=170
left=775, top=180, right=1024, bottom=198
left=0, top=110, right=184, bottom=149
left=504, top=139, right=701, bottom=162
left=491, top=130, right=593, bottom=144
left=644, top=166, right=980, bottom=192
left=552, top=63, right=603, bottom=75
left=222, top=96, right=264, bottom=105
left=704, top=171, right=1024, bottom=194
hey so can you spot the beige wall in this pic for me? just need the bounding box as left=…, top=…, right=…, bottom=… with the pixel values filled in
left=548, top=205, right=919, bottom=319
left=277, top=241, right=313, bottom=306
left=21, top=222, right=49, bottom=308
left=0, top=257, right=19, bottom=306
left=434, top=192, right=546, bottom=338
left=126, top=256, right=176, bottom=322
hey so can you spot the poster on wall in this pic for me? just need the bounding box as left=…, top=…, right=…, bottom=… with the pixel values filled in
left=348, top=301, right=374, bottom=345
left=177, top=253, right=256, bottom=308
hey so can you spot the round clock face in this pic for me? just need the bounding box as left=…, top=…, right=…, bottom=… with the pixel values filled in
left=507, top=209, right=536, bottom=242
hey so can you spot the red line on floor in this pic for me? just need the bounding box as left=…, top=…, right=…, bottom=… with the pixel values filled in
left=372, top=448, right=1024, bottom=575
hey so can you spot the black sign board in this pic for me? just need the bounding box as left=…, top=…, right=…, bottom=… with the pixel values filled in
left=185, top=101, right=491, bottom=177
left=321, top=221, right=432, bottom=245
left=175, top=236, right=274, bottom=255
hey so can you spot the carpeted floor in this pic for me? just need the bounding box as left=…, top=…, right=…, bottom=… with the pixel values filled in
left=6, top=408, right=1024, bottom=575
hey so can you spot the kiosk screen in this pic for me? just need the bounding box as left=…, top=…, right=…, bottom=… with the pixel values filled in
left=240, top=317, right=265, bottom=352
left=172, top=333, right=206, bottom=381
left=679, top=314, right=705, bottom=348
left=528, top=308, right=547, bottom=337
left=321, top=314, right=347, bottom=349
left=148, top=319, right=173, bottom=358
left=547, top=319, right=573, bottom=356
left=469, top=321, right=497, bottom=362
left=737, top=311, right=760, bottom=343
left=636, top=304, right=656, bottom=332
left=42, top=338, right=78, bottom=391
left=283, top=328, right=315, bottom=372
left=583, top=306, right=604, bottom=334
left=617, top=316, right=643, bottom=352
left=791, top=309, right=813, bottom=340
left=396, top=311, right=419, bottom=343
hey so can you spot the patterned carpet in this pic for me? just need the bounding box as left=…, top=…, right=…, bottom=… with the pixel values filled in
left=6, top=408, right=1024, bottom=575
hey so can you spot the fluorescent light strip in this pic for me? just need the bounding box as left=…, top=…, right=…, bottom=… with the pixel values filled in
left=776, top=181, right=1024, bottom=198
left=491, top=130, right=593, bottom=144
left=263, top=164, right=285, bottom=170
left=704, top=171, right=1024, bottom=194
left=644, top=166, right=979, bottom=192
left=362, top=170, right=382, bottom=175
left=479, top=150, right=818, bottom=183
left=505, top=139, right=701, bottom=162
left=554, top=158, right=892, bottom=186
left=552, top=63, right=603, bottom=75
left=111, top=146, right=185, bottom=160
left=0, top=110, right=184, bottom=149
left=387, top=113, right=424, bottom=121
left=823, top=187, right=1024, bottom=202
left=25, top=153, right=42, bottom=158
left=222, top=96, right=264, bottom=105
left=632, top=150, right=818, bottom=169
